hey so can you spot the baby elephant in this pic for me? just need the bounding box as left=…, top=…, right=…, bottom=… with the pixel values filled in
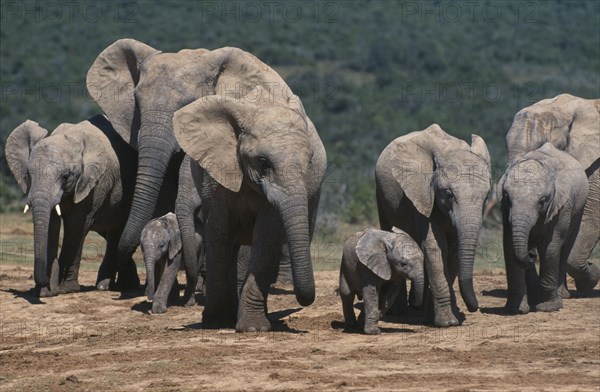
left=140, top=213, right=202, bottom=314
left=339, top=228, right=425, bottom=335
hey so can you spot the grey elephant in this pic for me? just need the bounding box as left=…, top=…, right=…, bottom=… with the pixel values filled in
left=87, top=39, right=306, bottom=291
left=339, top=228, right=425, bottom=335
left=503, top=94, right=599, bottom=313
left=376, top=124, right=491, bottom=327
left=499, top=143, right=589, bottom=311
left=5, top=115, right=137, bottom=297
left=173, top=83, right=327, bottom=332
left=175, top=155, right=293, bottom=305
left=140, top=213, right=202, bottom=313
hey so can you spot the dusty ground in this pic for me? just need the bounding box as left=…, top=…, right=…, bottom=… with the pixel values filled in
left=1, top=263, right=599, bottom=391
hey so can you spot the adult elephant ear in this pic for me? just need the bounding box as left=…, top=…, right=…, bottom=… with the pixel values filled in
left=173, top=95, right=257, bottom=193
left=86, top=38, right=161, bottom=148
left=389, top=124, right=448, bottom=217
left=564, top=97, right=600, bottom=170
left=5, top=120, right=48, bottom=193
left=356, top=229, right=392, bottom=281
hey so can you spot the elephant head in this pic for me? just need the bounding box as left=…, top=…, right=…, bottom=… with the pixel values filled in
left=5, top=115, right=117, bottom=288
left=355, top=228, right=425, bottom=307
left=173, top=86, right=317, bottom=306
left=140, top=213, right=182, bottom=300
left=506, top=94, right=600, bottom=170
left=86, top=39, right=296, bottom=265
left=385, top=124, right=491, bottom=312
left=498, top=143, right=589, bottom=267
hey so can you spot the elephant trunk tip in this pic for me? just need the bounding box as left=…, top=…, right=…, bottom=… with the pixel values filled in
left=34, top=269, right=49, bottom=288
left=459, top=278, right=479, bottom=312
left=295, top=287, right=315, bottom=307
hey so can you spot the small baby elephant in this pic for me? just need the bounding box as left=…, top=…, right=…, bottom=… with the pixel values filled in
left=140, top=213, right=202, bottom=314
left=339, top=228, right=425, bottom=335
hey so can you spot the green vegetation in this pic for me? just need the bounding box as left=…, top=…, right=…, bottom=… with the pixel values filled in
left=1, top=0, right=599, bottom=230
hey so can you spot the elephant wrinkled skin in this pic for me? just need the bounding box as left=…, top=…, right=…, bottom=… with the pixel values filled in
left=376, top=124, right=491, bottom=327
left=5, top=115, right=137, bottom=296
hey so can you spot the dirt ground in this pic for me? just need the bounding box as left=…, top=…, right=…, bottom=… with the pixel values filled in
left=0, top=264, right=599, bottom=392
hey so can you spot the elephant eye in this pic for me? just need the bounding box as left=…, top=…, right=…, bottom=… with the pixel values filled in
left=61, top=172, right=71, bottom=182
left=539, top=196, right=548, bottom=206
left=445, top=189, right=454, bottom=199
left=257, top=156, right=272, bottom=173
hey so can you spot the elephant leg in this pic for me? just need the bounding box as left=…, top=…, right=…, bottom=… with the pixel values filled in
left=361, top=274, right=381, bottom=335
left=379, top=281, right=403, bottom=317
left=385, top=278, right=408, bottom=316
left=39, top=213, right=61, bottom=297
left=339, top=270, right=357, bottom=331
left=96, top=229, right=121, bottom=290
left=536, top=236, right=564, bottom=312
left=502, top=203, right=530, bottom=314
left=54, top=215, right=89, bottom=294
left=567, top=170, right=600, bottom=292
left=202, top=211, right=237, bottom=329
left=237, top=245, right=251, bottom=296
left=236, top=209, right=283, bottom=332
left=274, top=245, right=293, bottom=284
left=422, top=225, right=458, bottom=327
left=152, top=256, right=180, bottom=314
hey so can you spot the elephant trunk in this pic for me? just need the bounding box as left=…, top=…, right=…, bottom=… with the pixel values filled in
left=117, top=116, right=177, bottom=267
left=456, top=220, right=481, bottom=312
left=143, top=248, right=157, bottom=300
left=175, top=197, right=199, bottom=293
left=511, top=215, right=536, bottom=268
left=411, top=273, right=425, bottom=308
left=276, top=190, right=315, bottom=307
left=31, top=192, right=60, bottom=287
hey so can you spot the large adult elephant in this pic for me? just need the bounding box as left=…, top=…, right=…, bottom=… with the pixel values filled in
left=376, top=124, right=491, bottom=327
left=173, top=84, right=327, bottom=332
left=5, top=115, right=137, bottom=296
left=87, top=39, right=313, bottom=290
left=503, top=94, right=599, bottom=313
left=499, top=143, right=589, bottom=312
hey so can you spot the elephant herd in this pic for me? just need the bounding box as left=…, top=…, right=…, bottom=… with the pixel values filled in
left=5, top=39, right=599, bottom=334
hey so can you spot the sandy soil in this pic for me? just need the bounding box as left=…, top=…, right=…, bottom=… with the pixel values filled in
left=0, top=264, right=599, bottom=391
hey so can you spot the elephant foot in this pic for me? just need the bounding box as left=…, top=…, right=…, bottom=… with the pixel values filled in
left=184, top=295, right=196, bottom=307
left=561, top=285, right=571, bottom=299
left=151, top=300, right=167, bottom=314
left=573, top=275, right=600, bottom=292
left=363, top=323, right=381, bottom=335
left=343, top=320, right=359, bottom=332
left=59, top=280, right=80, bottom=294
left=535, top=298, right=562, bottom=312
left=96, top=278, right=112, bottom=291
left=236, top=313, right=271, bottom=333
left=504, top=293, right=530, bottom=315
left=39, top=286, right=57, bottom=298
left=434, top=306, right=460, bottom=328
left=202, top=310, right=236, bottom=329
left=115, top=268, right=140, bottom=291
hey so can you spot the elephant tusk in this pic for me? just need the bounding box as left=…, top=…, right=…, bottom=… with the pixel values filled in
left=23, top=204, right=29, bottom=214
left=55, top=205, right=61, bottom=216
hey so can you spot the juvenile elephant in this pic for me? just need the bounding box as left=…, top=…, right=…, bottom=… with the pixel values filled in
left=173, top=84, right=327, bottom=332
left=5, top=115, right=137, bottom=296
left=504, top=94, right=600, bottom=298
left=499, top=143, right=589, bottom=312
left=140, top=213, right=202, bottom=313
left=87, top=39, right=301, bottom=290
left=376, top=124, right=491, bottom=327
left=339, top=228, right=425, bottom=335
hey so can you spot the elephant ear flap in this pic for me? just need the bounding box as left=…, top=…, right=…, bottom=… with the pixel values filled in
left=86, top=38, right=160, bottom=148
left=5, top=120, right=48, bottom=194
left=470, top=134, right=491, bottom=165
left=174, top=96, right=253, bottom=193
left=389, top=125, right=442, bottom=217
left=565, top=99, right=600, bottom=170
left=356, top=229, right=392, bottom=281
left=74, top=118, right=111, bottom=203
left=164, top=213, right=182, bottom=260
